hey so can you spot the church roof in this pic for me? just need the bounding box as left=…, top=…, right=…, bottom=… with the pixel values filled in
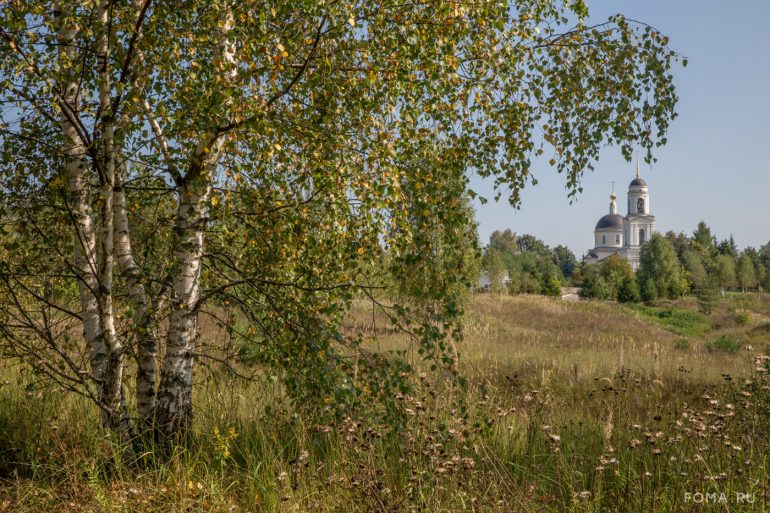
left=595, top=213, right=624, bottom=230
left=629, top=177, right=647, bottom=187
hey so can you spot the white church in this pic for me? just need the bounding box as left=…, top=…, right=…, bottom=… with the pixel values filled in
left=585, top=163, right=656, bottom=271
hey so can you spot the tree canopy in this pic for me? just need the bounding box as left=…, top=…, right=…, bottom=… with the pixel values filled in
left=0, top=0, right=681, bottom=439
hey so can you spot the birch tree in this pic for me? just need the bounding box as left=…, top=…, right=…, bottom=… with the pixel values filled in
left=0, top=0, right=682, bottom=440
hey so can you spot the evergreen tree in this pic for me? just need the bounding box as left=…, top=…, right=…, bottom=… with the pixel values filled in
left=693, top=221, right=717, bottom=254
left=717, top=236, right=738, bottom=258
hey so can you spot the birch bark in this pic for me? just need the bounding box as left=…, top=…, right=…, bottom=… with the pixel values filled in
left=114, top=166, right=157, bottom=423
left=55, top=1, right=107, bottom=401
left=112, top=0, right=159, bottom=426
left=93, top=0, right=128, bottom=435
left=154, top=7, right=237, bottom=437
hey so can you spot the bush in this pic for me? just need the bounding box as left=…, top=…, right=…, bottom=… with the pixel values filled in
left=735, top=313, right=751, bottom=325
left=705, top=335, right=744, bottom=353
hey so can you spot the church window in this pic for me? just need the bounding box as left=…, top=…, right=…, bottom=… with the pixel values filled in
left=637, top=197, right=645, bottom=213
left=639, top=228, right=645, bottom=244
left=615, top=234, right=620, bottom=244
left=602, top=234, right=606, bottom=245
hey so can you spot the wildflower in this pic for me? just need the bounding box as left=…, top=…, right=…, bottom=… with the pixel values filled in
left=576, top=491, right=591, bottom=500
left=628, top=439, right=642, bottom=449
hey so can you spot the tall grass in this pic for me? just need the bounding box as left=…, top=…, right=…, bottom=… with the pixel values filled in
left=2, top=294, right=769, bottom=512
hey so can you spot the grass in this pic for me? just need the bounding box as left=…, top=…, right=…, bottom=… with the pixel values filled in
left=2, top=293, right=770, bottom=512
left=627, top=303, right=711, bottom=338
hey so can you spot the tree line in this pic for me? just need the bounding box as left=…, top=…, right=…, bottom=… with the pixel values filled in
left=482, top=221, right=769, bottom=303
left=581, top=222, right=769, bottom=303
left=481, top=229, right=577, bottom=296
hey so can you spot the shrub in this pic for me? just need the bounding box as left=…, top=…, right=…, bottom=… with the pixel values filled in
left=705, top=335, right=744, bottom=353
left=735, top=313, right=751, bottom=325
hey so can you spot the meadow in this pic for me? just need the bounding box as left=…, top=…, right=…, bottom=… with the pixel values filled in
left=1, top=293, right=769, bottom=512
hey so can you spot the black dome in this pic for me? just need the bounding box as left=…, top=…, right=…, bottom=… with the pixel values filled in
left=630, top=177, right=647, bottom=187
left=595, top=213, right=624, bottom=230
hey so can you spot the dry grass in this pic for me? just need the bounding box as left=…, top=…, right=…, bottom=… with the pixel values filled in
left=2, top=293, right=770, bottom=512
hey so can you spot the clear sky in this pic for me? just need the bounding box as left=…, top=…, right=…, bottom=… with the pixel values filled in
left=470, top=0, right=770, bottom=257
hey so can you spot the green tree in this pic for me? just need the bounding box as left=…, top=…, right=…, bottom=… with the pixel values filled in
left=552, top=245, right=578, bottom=280
left=516, top=234, right=551, bottom=257
left=641, top=278, right=659, bottom=304
left=483, top=248, right=508, bottom=295
left=693, top=221, right=717, bottom=254
left=580, top=265, right=610, bottom=300
left=665, top=230, right=690, bottom=259
left=681, top=249, right=708, bottom=291
left=0, top=0, right=681, bottom=439
left=601, top=254, right=633, bottom=299
left=760, top=242, right=770, bottom=290
left=736, top=253, right=758, bottom=292
left=541, top=270, right=562, bottom=297
left=713, top=254, right=737, bottom=295
left=489, top=229, right=518, bottom=255
left=717, top=235, right=738, bottom=258
left=617, top=275, right=641, bottom=303
left=638, top=234, right=687, bottom=299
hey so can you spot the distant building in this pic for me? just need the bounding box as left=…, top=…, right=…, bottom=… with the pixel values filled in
left=585, top=162, right=656, bottom=271
left=478, top=271, right=511, bottom=292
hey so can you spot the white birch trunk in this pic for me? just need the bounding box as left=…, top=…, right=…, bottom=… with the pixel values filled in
left=155, top=175, right=212, bottom=436
left=155, top=8, right=237, bottom=437
left=114, top=165, right=158, bottom=423
left=55, top=2, right=108, bottom=396
left=93, top=0, right=128, bottom=436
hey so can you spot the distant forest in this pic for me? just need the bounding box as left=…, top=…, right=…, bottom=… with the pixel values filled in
left=482, top=221, right=769, bottom=304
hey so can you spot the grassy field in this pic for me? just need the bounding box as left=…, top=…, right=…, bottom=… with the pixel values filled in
left=2, top=293, right=770, bottom=512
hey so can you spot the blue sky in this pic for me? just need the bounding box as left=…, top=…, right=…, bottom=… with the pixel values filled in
left=470, top=0, right=770, bottom=257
